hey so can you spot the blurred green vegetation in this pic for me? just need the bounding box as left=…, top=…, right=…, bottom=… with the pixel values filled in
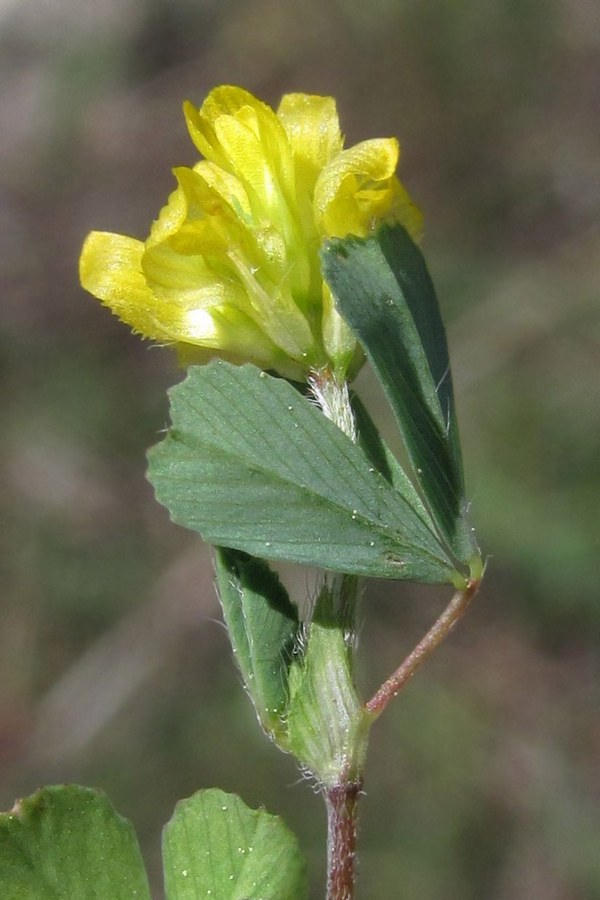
left=1, top=0, right=598, bottom=897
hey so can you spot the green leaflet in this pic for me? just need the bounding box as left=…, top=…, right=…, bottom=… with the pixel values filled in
left=162, top=788, right=307, bottom=900
left=0, top=784, right=307, bottom=900
left=214, top=548, right=300, bottom=740
left=322, top=223, right=479, bottom=565
left=0, top=785, right=151, bottom=899
left=148, top=361, right=462, bottom=584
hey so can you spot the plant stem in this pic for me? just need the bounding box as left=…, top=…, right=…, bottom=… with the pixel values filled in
left=309, top=370, right=364, bottom=899
left=308, top=370, right=480, bottom=898
left=325, top=780, right=362, bottom=900
left=365, top=578, right=481, bottom=718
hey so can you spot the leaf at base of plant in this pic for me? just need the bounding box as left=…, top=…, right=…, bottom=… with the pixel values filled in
left=0, top=784, right=151, bottom=899
left=162, top=787, right=308, bottom=900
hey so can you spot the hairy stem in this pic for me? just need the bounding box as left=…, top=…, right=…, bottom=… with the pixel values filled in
left=325, top=780, right=362, bottom=900
left=308, top=368, right=356, bottom=442
left=310, top=369, right=363, bottom=900
left=365, top=578, right=481, bottom=718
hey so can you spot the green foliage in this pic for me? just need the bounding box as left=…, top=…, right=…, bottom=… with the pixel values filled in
left=0, top=785, right=150, bottom=899
left=4, top=4, right=596, bottom=896
left=162, top=788, right=308, bottom=900
left=322, top=224, right=478, bottom=566
left=214, top=553, right=372, bottom=784
left=0, top=785, right=308, bottom=900
left=148, top=361, right=462, bottom=584
left=214, top=548, right=300, bottom=740
left=285, top=584, right=370, bottom=785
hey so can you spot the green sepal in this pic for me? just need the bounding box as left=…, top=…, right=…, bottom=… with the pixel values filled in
left=148, top=361, right=463, bottom=584
left=0, top=785, right=151, bottom=899
left=322, top=224, right=479, bottom=566
left=214, top=548, right=300, bottom=741
left=162, top=788, right=308, bottom=900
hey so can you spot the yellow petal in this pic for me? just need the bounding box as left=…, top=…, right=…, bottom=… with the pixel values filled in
left=142, top=237, right=245, bottom=308
left=196, top=85, right=269, bottom=132
left=386, top=177, right=424, bottom=241
left=79, top=231, right=310, bottom=373
left=185, top=88, right=314, bottom=308
left=184, top=99, right=220, bottom=166
left=175, top=326, right=306, bottom=381
left=226, top=247, right=316, bottom=361
left=183, top=85, right=265, bottom=167
left=167, top=167, right=292, bottom=287
left=169, top=167, right=254, bottom=259
left=147, top=183, right=187, bottom=248
left=185, top=86, right=294, bottom=209
left=277, top=93, right=343, bottom=186
left=213, top=113, right=284, bottom=216
left=180, top=305, right=305, bottom=378
left=192, top=160, right=252, bottom=223
left=314, top=137, right=400, bottom=237
left=80, top=232, right=173, bottom=340
left=144, top=221, right=316, bottom=362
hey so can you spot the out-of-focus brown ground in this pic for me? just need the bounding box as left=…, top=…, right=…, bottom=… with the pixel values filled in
left=1, top=1, right=598, bottom=897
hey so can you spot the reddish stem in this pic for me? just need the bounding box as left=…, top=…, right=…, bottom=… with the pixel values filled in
left=325, top=780, right=362, bottom=900
left=365, top=579, right=481, bottom=718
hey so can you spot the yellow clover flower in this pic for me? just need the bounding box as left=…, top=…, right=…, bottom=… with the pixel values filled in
left=80, top=85, right=422, bottom=381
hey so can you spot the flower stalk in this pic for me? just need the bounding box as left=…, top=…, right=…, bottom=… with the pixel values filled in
left=366, top=578, right=481, bottom=719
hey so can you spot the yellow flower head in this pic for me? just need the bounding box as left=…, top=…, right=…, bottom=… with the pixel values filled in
left=80, top=85, right=422, bottom=380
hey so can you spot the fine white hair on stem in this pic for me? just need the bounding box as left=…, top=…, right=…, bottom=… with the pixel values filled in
left=308, top=369, right=357, bottom=442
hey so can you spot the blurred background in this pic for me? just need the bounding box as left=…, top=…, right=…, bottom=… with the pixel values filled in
left=1, top=0, right=598, bottom=897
